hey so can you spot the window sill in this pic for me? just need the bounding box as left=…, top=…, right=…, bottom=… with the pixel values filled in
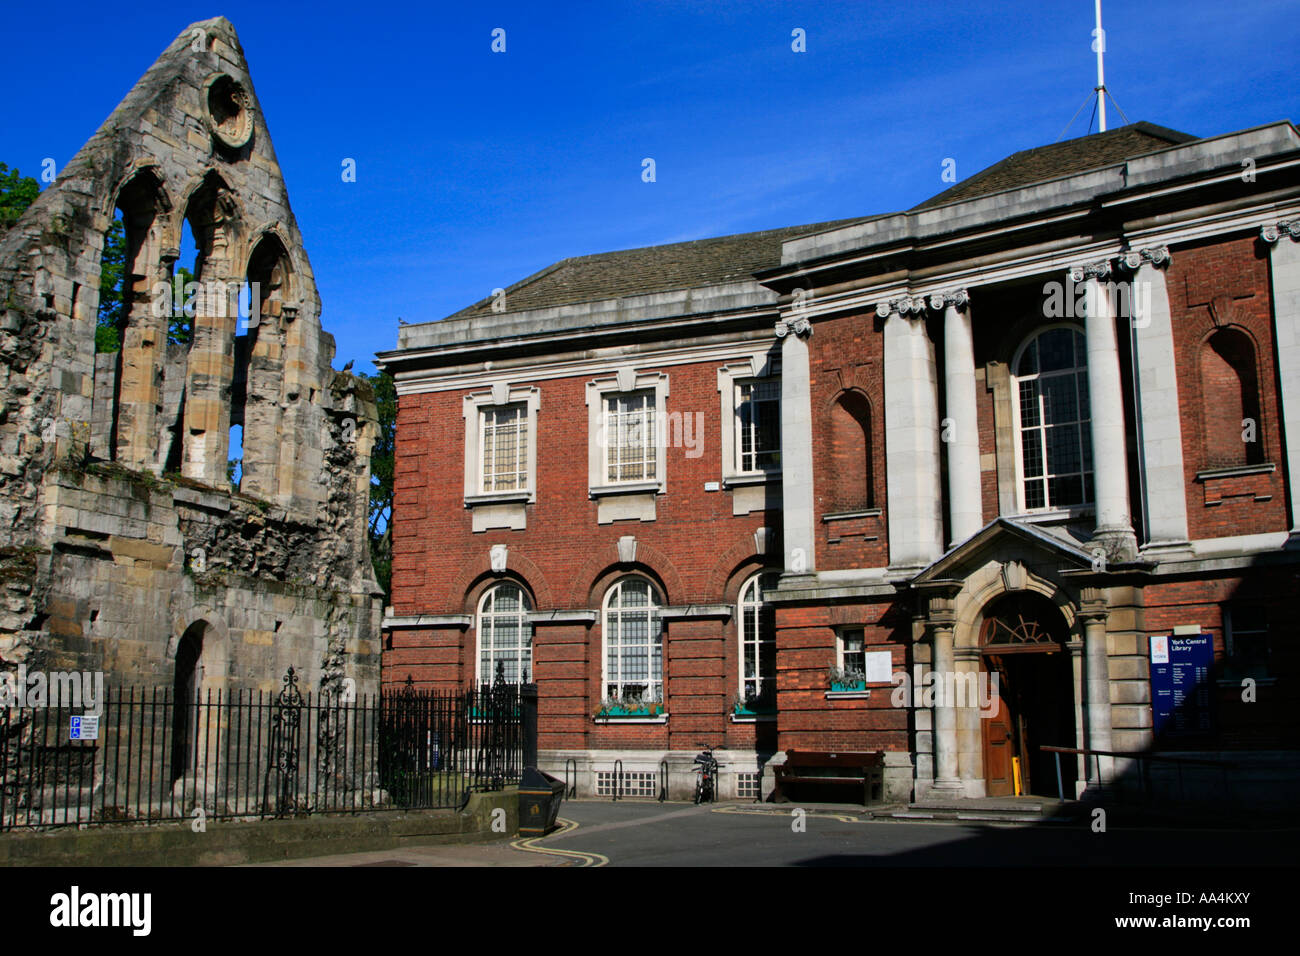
left=729, top=713, right=777, bottom=723
left=1195, top=462, right=1275, bottom=482
left=722, top=472, right=782, bottom=489
left=465, top=490, right=532, bottom=507
left=1009, top=507, right=1093, bottom=524
left=589, top=481, right=661, bottom=498
left=825, top=690, right=872, bottom=700
left=592, top=713, right=669, bottom=725
left=822, top=509, right=882, bottom=522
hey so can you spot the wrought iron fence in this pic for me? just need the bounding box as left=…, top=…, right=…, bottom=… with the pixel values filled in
left=0, top=668, right=523, bottom=831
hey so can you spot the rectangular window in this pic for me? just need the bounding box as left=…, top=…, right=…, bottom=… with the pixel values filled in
left=1224, top=605, right=1269, bottom=680
left=736, top=379, right=781, bottom=472
left=480, top=402, right=528, bottom=492
left=837, top=628, right=866, bottom=677
left=605, top=390, right=657, bottom=484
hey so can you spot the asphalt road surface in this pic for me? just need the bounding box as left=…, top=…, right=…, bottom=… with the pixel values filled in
left=514, top=799, right=1300, bottom=867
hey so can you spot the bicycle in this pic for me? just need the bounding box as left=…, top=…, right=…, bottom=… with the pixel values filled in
left=692, top=743, right=720, bottom=804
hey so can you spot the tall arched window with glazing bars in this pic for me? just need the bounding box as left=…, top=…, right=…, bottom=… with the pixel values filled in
left=477, top=583, right=532, bottom=684
left=738, top=571, right=779, bottom=711
left=1011, top=325, right=1093, bottom=512
left=602, top=577, right=662, bottom=703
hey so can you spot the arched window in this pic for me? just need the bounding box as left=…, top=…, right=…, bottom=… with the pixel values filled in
left=1011, top=326, right=1092, bottom=511
left=1200, top=328, right=1262, bottom=468
left=602, top=577, right=663, bottom=703
left=477, top=583, right=532, bottom=684
left=738, top=572, right=779, bottom=707
left=827, top=391, right=873, bottom=512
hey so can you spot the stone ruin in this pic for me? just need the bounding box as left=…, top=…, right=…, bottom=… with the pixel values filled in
left=0, top=17, right=382, bottom=703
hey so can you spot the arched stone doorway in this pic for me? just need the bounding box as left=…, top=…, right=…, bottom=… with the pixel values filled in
left=170, top=621, right=208, bottom=786
left=979, top=592, right=1077, bottom=797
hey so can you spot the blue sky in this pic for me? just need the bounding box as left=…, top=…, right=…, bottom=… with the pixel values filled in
left=3, top=1, right=1297, bottom=372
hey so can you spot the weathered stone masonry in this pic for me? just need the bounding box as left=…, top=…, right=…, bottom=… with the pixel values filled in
left=0, top=18, right=382, bottom=699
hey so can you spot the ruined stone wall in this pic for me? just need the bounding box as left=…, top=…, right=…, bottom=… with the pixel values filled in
left=0, top=17, right=381, bottom=698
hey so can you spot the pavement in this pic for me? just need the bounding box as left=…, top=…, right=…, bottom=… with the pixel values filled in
left=252, top=798, right=1300, bottom=867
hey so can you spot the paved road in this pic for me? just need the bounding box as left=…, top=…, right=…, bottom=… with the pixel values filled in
left=514, top=799, right=1300, bottom=867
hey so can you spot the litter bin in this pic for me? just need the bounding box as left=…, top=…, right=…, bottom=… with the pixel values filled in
left=518, top=766, right=566, bottom=836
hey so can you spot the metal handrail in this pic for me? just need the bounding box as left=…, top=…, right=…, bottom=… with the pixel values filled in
left=1039, top=745, right=1239, bottom=807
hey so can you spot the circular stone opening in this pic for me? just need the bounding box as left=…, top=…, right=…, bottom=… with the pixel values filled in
left=204, top=73, right=253, bottom=149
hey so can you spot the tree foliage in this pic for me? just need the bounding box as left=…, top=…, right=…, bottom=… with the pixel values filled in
left=0, top=163, right=40, bottom=232
left=96, top=219, right=126, bottom=352
left=364, top=369, right=396, bottom=601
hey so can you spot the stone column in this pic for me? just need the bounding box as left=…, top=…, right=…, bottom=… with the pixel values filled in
left=1119, top=248, right=1190, bottom=553
left=182, top=275, right=237, bottom=485
left=1073, top=261, right=1138, bottom=561
left=879, top=296, right=943, bottom=572
left=776, top=315, right=816, bottom=573
left=114, top=242, right=170, bottom=471
left=927, top=589, right=964, bottom=795
left=1079, top=588, right=1114, bottom=789
left=935, top=290, right=982, bottom=546
left=1261, top=222, right=1300, bottom=545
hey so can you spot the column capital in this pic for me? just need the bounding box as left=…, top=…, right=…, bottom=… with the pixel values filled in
left=927, top=288, right=970, bottom=312
left=1079, top=586, right=1109, bottom=622
left=774, top=315, right=812, bottom=338
left=1261, top=220, right=1300, bottom=244
left=1116, top=246, right=1171, bottom=271
left=1069, top=260, right=1113, bottom=282
left=875, top=295, right=928, bottom=318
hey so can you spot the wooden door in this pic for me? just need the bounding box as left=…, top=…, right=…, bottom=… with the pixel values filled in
left=983, top=678, right=1015, bottom=797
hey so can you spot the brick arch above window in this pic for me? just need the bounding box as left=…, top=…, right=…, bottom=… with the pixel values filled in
left=708, top=533, right=779, bottom=603
left=569, top=538, right=683, bottom=609
left=449, top=550, right=553, bottom=613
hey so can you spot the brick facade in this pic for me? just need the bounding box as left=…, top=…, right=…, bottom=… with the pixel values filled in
left=380, top=120, right=1300, bottom=807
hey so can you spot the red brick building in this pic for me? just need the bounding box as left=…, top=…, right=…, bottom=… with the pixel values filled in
left=377, top=120, right=1300, bottom=806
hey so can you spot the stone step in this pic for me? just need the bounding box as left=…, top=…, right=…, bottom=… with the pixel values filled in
left=872, top=798, right=1083, bottom=826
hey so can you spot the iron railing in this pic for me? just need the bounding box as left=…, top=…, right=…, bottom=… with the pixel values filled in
left=0, top=668, right=523, bottom=831
left=1041, top=745, right=1240, bottom=809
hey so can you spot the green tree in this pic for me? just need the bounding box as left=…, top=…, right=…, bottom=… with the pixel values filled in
left=364, top=369, right=396, bottom=601
left=168, top=266, right=194, bottom=346
left=96, top=219, right=126, bottom=352
left=0, top=163, right=40, bottom=232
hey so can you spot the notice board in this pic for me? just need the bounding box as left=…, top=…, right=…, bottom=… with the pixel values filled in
left=1148, top=633, right=1214, bottom=737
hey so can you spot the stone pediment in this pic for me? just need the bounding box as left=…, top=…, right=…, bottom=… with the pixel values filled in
left=912, top=518, right=1097, bottom=587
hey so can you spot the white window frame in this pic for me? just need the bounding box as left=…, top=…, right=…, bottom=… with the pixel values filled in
left=601, top=576, right=664, bottom=703
left=835, top=627, right=866, bottom=677
left=462, top=383, right=540, bottom=504
left=738, top=571, right=779, bottom=702
left=603, top=389, right=658, bottom=484
left=479, top=402, right=529, bottom=494
left=476, top=582, right=533, bottom=685
left=717, top=355, right=781, bottom=485
left=1009, top=324, right=1094, bottom=517
left=585, top=369, right=669, bottom=497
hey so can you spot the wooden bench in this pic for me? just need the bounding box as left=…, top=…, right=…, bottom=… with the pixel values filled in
left=772, top=750, right=886, bottom=806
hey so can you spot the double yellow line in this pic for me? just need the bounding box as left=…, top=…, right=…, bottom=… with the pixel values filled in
left=711, top=804, right=868, bottom=825
left=510, top=817, right=609, bottom=866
